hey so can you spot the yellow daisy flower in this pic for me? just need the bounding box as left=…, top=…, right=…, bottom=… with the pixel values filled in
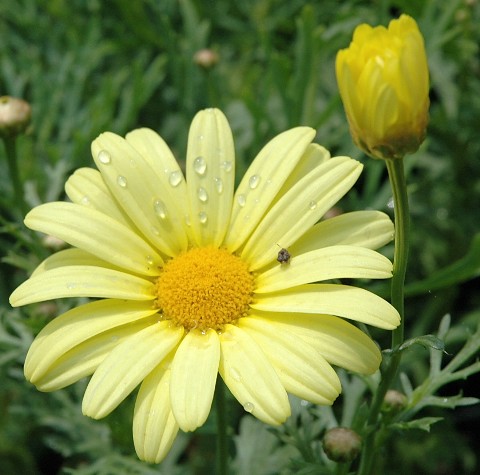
left=10, top=108, right=400, bottom=463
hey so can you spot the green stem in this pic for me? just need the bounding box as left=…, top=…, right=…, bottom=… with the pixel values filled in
left=215, top=378, right=228, bottom=475
left=2, top=136, right=28, bottom=217
left=357, top=158, right=409, bottom=475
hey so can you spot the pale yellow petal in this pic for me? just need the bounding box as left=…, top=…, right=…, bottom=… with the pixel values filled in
left=65, top=167, right=132, bottom=226
left=272, top=143, right=331, bottom=204
left=242, top=157, right=363, bottom=271
left=133, top=362, right=179, bottom=464
left=30, top=249, right=118, bottom=278
left=125, top=128, right=192, bottom=241
left=10, top=266, right=155, bottom=307
left=251, top=284, right=400, bottom=329
left=25, top=202, right=163, bottom=276
left=170, top=329, right=220, bottom=431
left=34, top=317, right=158, bottom=392
left=255, top=245, right=392, bottom=293
left=225, top=127, right=316, bottom=252
left=248, top=310, right=381, bottom=375
left=290, top=210, right=394, bottom=253
left=219, top=324, right=290, bottom=425
left=25, top=299, right=158, bottom=383
left=92, top=132, right=188, bottom=256
left=82, top=322, right=184, bottom=419
left=239, top=317, right=341, bottom=405
left=186, top=109, right=235, bottom=247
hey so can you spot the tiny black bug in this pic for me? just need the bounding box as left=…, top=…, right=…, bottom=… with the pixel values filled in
left=277, top=248, right=291, bottom=264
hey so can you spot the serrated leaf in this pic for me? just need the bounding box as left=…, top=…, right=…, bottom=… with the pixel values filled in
left=399, top=335, right=445, bottom=352
left=391, top=417, right=443, bottom=432
left=420, top=394, right=480, bottom=410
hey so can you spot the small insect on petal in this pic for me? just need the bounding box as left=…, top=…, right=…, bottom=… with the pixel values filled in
left=277, top=248, right=291, bottom=264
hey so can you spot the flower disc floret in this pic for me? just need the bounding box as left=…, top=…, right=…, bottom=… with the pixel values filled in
left=155, top=246, right=254, bottom=331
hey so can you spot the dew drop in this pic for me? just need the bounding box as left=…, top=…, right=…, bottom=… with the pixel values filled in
left=197, top=187, right=208, bottom=202
left=237, top=194, right=246, bottom=207
left=249, top=174, right=261, bottom=189
left=243, top=402, right=255, bottom=413
left=185, top=214, right=191, bottom=227
left=387, top=197, right=394, bottom=209
left=146, top=255, right=154, bottom=266
left=153, top=199, right=167, bottom=219
left=169, top=170, right=182, bottom=187
left=151, top=226, right=160, bottom=236
left=214, top=177, right=223, bottom=194
left=110, top=335, right=119, bottom=342
left=230, top=368, right=242, bottom=382
left=193, top=156, right=207, bottom=175
left=129, top=159, right=137, bottom=168
left=198, top=211, right=208, bottom=224
left=117, top=175, right=128, bottom=188
left=66, top=282, right=76, bottom=290
left=221, top=161, right=232, bottom=172
left=308, top=200, right=317, bottom=210
left=98, top=150, right=111, bottom=164
left=80, top=196, right=90, bottom=205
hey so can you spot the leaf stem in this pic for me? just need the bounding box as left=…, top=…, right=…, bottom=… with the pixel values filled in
left=2, top=136, right=29, bottom=218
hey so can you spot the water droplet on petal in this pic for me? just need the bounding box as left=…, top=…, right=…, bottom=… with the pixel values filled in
left=110, top=335, right=119, bottom=342
left=129, top=159, right=137, bottom=168
left=221, top=161, right=232, bottom=172
left=197, top=187, right=208, bottom=202
left=193, top=156, right=207, bottom=175
left=80, top=196, right=90, bottom=205
left=146, top=255, right=154, bottom=266
left=387, top=197, right=394, bottom=209
left=98, top=150, right=111, bottom=164
left=230, top=368, right=242, bottom=382
left=151, top=226, right=160, bottom=236
left=243, top=402, right=255, bottom=413
left=117, top=175, right=128, bottom=188
left=153, top=199, right=167, bottom=219
left=237, top=194, right=246, bottom=207
left=308, top=200, right=317, bottom=210
left=214, top=177, right=223, bottom=194
left=185, top=214, right=191, bottom=227
left=249, top=174, right=261, bottom=189
left=66, top=282, right=76, bottom=290
left=169, top=170, right=183, bottom=187
left=198, top=211, right=208, bottom=224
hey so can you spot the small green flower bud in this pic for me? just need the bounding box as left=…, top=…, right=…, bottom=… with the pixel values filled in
left=0, top=96, right=32, bottom=138
left=382, top=389, right=408, bottom=414
left=323, top=427, right=362, bottom=463
left=193, top=49, right=220, bottom=69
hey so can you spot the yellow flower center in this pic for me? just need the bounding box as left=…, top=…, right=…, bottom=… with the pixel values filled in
left=155, top=246, right=255, bottom=331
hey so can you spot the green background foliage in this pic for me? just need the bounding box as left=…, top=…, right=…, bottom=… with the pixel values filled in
left=1, top=0, right=479, bottom=473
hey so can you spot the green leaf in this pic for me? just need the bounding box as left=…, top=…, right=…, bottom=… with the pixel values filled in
left=391, top=417, right=443, bottom=432
left=405, top=233, right=480, bottom=297
left=399, top=335, right=445, bottom=352
left=420, top=394, right=480, bottom=410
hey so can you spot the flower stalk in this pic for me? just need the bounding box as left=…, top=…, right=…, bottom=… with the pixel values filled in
left=215, top=379, right=229, bottom=475
left=358, top=157, right=410, bottom=475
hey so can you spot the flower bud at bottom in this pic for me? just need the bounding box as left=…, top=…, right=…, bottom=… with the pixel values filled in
left=322, top=427, right=362, bottom=463
left=382, top=389, right=408, bottom=415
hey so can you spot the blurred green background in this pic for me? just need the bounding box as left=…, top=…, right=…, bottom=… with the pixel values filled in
left=1, top=0, right=479, bottom=474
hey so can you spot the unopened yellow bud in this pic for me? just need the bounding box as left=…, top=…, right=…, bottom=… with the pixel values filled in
left=0, top=96, right=32, bottom=138
left=336, top=15, right=429, bottom=159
